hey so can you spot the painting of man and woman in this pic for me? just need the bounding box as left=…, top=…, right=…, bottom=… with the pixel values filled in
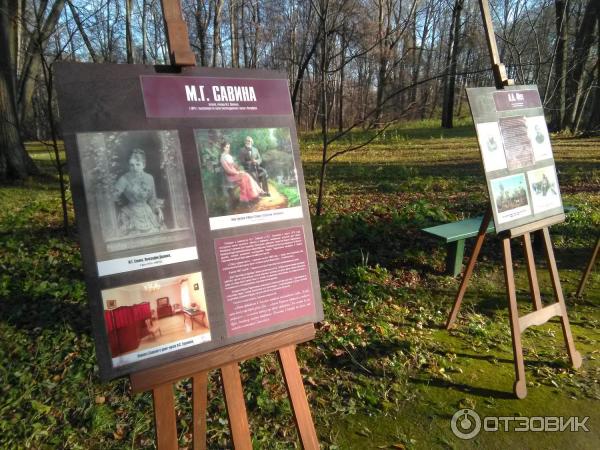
left=195, top=128, right=302, bottom=229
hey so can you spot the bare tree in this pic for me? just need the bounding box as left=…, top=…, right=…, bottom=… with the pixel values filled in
left=441, top=0, right=464, bottom=128
left=551, top=0, right=568, bottom=129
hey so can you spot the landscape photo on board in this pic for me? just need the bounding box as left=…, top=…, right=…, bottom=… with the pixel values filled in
left=76, top=130, right=197, bottom=275
left=101, top=272, right=211, bottom=367
left=490, top=173, right=532, bottom=224
left=527, top=165, right=562, bottom=214
left=194, top=127, right=302, bottom=230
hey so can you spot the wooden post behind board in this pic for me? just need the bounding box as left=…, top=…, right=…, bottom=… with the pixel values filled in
left=445, top=0, right=582, bottom=399
left=160, top=0, right=196, bottom=66
left=131, top=2, right=321, bottom=448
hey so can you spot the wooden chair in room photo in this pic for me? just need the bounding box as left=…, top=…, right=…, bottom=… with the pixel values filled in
left=145, top=318, right=162, bottom=339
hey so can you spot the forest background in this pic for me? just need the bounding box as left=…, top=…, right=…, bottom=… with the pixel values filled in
left=1, top=0, right=599, bottom=189
left=0, top=1, right=599, bottom=448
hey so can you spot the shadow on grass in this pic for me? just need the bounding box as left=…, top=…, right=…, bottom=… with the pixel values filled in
left=299, top=122, right=476, bottom=145
left=0, top=171, right=66, bottom=191
left=409, top=376, right=516, bottom=399
left=319, top=338, right=413, bottom=373
left=0, top=226, right=90, bottom=337
left=303, top=162, right=484, bottom=182
left=0, top=297, right=91, bottom=336
left=430, top=348, right=565, bottom=369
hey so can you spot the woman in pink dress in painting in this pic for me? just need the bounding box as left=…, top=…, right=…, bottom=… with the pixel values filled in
left=219, top=141, right=264, bottom=202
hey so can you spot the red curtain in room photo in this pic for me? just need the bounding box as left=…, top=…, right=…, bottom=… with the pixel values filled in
left=104, top=302, right=152, bottom=357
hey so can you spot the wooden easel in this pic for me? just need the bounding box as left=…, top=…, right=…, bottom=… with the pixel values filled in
left=131, top=2, right=320, bottom=448
left=445, top=0, right=582, bottom=399
left=576, top=236, right=599, bottom=297
left=130, top=324, right=319, bottom=449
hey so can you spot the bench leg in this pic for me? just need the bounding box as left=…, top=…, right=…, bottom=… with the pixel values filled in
left=446, top=240, right=465, bottom=277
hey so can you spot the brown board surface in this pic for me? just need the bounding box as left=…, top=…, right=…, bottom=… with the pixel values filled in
left=55, top=63, right=323, bottom=380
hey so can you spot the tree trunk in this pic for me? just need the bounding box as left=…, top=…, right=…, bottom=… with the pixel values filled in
left=338, top=38, right=345, bottom=132
left=585, top=24, right=600, bottom=131
left=125, top=0, right=133, bottom=63
left=41, top=54, right=69, bottom=233
left=374, top=0, right=389, bottom=126
left=552, top=0, right=568, bottom=130
left=195, top=0, right=211, bottom=67
left=230, top=0, right=239, bottom=67
left=420, top=10, right=437, bottom=119
left=0, top=84, right=35, bottom=180
left=67, top=0, right=98, bottom=62
left=297, top=77, right=304, bottom=129
left=315, top=0, right=329, bottom=217
left=567, top=0, right=598, bottom=132
left=212, top=0, right=223, bottom=67
left=291, top=30, right=320, bottom=113
left=17, top=0, right=65, bottom=131
left=0, top=0, right=38, bottom=181
left=242, top=0, right=249, bottom=67
left=410, top=2, right=428, bottom=110
left=141, top=0, right=147, bottom=63
left=441, top=0, right=463, bottom=129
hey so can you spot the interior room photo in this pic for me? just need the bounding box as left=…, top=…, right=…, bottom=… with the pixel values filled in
left=101, top=272, right=211, bottom=360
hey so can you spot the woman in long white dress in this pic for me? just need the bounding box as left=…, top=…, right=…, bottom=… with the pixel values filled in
left=114, top=149, right=164, bottom=235
left=219, top=141, right=263, bottom=202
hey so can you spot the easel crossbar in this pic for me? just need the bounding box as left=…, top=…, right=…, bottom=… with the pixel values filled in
left=508, top=214, right=565, bottom=238
left=519, top=303, right=562, bottom=333
left=130, top=324, right=315, bottom=393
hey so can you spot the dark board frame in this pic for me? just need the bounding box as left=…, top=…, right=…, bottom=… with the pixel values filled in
left=55, top=63, right=323, bottom=380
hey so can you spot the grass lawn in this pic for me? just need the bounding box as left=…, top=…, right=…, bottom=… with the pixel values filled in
left=0, top=121, right=598, bottom=449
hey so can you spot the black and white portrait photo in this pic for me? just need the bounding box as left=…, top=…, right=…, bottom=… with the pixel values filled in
left=76, top=130, right=198, bottom=276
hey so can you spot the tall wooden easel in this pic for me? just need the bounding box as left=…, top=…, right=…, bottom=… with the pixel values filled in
left=445, top=0, right=582, bottom=399
left=131, top=2, right=320, bottom=448
left=130, top=324, right=319, bottom=449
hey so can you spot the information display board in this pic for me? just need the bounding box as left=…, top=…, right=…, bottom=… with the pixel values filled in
left=55, top=63, right=323, bottom=380
left=466, top=86, right=563, bottom=232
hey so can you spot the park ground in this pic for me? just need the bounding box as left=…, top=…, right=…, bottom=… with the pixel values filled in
left=0, top=119, right=598, bottom=449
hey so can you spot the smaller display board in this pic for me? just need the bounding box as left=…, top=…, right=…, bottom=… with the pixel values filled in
left=467, top=86, right=563, bottom=232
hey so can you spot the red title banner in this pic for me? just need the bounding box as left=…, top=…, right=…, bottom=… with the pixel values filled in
left=493, top=89, right=542, bottom=111
left=141, top=75, right=293, bottom=118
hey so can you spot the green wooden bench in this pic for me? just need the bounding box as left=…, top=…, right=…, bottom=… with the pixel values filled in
left=423, top=206, right=575, bottom=277
left=422, top=216, right=495, bottom=277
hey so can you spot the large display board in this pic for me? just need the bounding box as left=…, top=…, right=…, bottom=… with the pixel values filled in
left=467, top=86, right=563, bottom=232
left=55, top=63, right=323, bottom=380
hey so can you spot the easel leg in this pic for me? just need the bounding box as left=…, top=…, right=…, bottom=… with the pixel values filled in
left=446, top=209, right=492, bottom=329
left=220, top=362, right=252, bottom=450
left=192, top=371, right=208, bottom=450
left=523, top=233, right=543, bottom=311
left=277, top=345, right=319, bottom=450
left=541, top=228, right=583, bottom=369
left=576, top=237, right=599, bottom=297
left=502, top=238, right=528, bottom=399
left=152, top=384, right=178, bottom=450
